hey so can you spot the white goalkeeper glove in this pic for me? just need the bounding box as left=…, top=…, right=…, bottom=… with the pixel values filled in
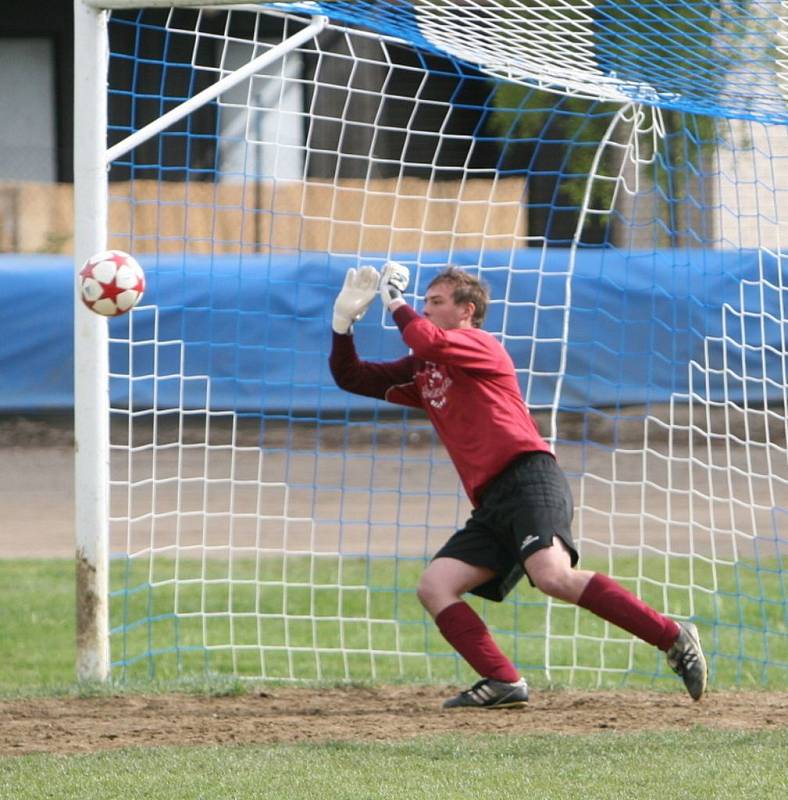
left=332, top=266, right=380, bottom=334
left=379, top=261, right=410, bottom=310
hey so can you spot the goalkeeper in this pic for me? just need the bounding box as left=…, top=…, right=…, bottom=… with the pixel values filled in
left=329, top=263, right=707, bottom=708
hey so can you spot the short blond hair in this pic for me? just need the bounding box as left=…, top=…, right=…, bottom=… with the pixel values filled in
left=427, top=267, right=489, bottom=327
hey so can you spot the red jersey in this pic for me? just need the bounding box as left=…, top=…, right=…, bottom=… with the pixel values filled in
left=329, top=305, right=552, bottom=507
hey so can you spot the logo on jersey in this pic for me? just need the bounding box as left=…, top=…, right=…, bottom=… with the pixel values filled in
left=418, top=362, right=453, bottom=409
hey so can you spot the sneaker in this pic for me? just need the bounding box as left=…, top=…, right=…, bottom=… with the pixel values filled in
left=666, top=621, right=708, bottom=701
left=443, top=677, right=528, bottom=709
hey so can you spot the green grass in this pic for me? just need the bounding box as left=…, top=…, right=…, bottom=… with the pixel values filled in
left=1, top=559, right=786, bottom=799
left=110, top=552, right=787, bottom=689
left=2, top=730, right=786, bottom=800
left=0, top=560, right=76, bottom=693
left=0, top=556, right=786, bottom=693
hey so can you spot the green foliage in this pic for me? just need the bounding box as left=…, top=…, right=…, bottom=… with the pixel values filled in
left=488, top=79, right=722, bottom=244
left=481, top=0, right=742, bottom=243
left=487, top=84, right=621, bottom=235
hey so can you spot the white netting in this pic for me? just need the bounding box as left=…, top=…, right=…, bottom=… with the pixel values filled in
left=85, top=3, right=787, bottom=687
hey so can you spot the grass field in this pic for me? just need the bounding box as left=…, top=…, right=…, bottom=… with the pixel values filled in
left=107, top=552, right=788, bottom=688
left=2, top=729, right=787, bottom=800
left=2, top=556, right=785, bottom=692
left=1, top=559, right=786, bottom=799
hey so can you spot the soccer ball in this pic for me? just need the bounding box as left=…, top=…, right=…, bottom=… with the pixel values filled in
left=79, top=250, right=146, bottom=317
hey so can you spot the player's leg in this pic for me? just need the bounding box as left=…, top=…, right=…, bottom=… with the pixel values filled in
left=502, top=451, right=707, bottom=701
left=519, top=539, right=594, bottom=602
left=416, top=555, right=495, bottom=617
left=524, top=540, right=707, bottom=701
left=526, top=539, right=679, bottom=648
left=418, top=556, right=528, bottom=709
left=419, top=557, right=520, bottom=684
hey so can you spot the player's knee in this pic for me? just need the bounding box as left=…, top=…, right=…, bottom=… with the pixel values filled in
left=530, top=568, right=573, bottom=600
left=416, top=574, right=439, bottom=610
left=417, top=571, right=458, bottom=615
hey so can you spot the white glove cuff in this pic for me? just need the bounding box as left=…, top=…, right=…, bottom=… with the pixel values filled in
left=332, top=313, right=352, bottom=335
left=386, top=297, right=406, bottom=313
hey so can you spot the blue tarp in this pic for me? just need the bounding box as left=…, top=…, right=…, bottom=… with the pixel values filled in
left=0, top=248, right=783, bottom=413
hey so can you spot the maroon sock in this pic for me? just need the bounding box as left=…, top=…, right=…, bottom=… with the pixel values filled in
left=577, top=573, right=680, bottom=651
left=434, top=601, right=520, bottom=683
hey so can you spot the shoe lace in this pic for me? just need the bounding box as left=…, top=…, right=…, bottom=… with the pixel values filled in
left=670, top=643, right=699, bottom=675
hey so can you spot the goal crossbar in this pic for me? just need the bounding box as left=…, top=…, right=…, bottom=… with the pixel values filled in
left=84, top=1, right=285, bottom=8
left=105, top=13, right=328, bottom=163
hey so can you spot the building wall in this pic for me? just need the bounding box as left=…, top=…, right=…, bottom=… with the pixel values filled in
left=0, top=3, right=73, bottom=182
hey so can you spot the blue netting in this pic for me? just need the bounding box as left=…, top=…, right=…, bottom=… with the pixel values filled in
left=272, top=1, right=788, bottom=125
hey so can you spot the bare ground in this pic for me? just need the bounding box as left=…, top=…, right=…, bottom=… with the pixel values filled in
left=2, top=687, right=787, bottom=756
left=1, top=415, right=786, bottom=756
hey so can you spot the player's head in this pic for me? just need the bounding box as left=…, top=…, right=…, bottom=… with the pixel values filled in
left=425, top=268, right=489, bottom=329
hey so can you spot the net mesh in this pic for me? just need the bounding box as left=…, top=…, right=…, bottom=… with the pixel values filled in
left=103, top=2, right=786, bottom=688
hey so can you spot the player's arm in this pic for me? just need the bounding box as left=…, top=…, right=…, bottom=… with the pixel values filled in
left=329, top=332, right=414, bottom=400
left=330, top=265, right=415, bottom=400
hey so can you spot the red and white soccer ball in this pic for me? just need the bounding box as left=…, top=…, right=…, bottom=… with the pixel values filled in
left=79, top=250, right=146, bottom=317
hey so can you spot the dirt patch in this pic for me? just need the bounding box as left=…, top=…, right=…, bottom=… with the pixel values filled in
left=1, top=687, right=786, bottom=756
left=2, top=415, right=785, bottom=757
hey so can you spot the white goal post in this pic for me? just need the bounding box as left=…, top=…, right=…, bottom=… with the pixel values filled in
left=73, top=0, right=786, bottom=688
left=74, top=0, right=328, bottom=680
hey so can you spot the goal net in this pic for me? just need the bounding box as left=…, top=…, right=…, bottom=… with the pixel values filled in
left=75, top=0, right=787, bottom=689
